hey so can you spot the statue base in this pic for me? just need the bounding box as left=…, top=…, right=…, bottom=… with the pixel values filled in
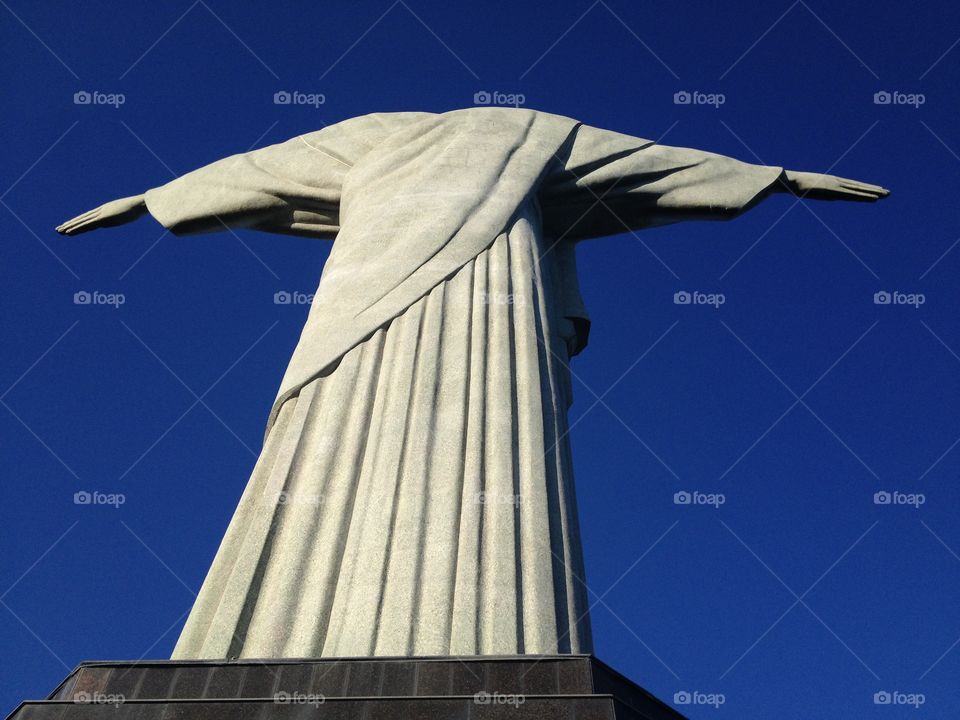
left=8, top=655, right=687, bottom=719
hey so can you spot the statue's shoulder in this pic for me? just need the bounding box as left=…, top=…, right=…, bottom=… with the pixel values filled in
left=351, top=107, right=582, bottom=123
left=439, top=106, right=578, bottom=122
left=307, top=108, right=582, bottom=150
left=340, top=111, right=437, bottom=130
left=293, top=112, right=436, bottom=153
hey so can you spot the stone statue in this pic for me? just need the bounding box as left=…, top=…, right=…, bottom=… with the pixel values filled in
left=57, top=108, right=888, bottom=660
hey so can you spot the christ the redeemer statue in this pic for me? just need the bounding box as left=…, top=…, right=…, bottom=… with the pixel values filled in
left=58, top=108, right=888, bottom=660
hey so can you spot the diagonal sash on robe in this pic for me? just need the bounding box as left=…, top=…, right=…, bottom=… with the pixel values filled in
left=272, top=109, right=580, bottom=431
left=146, top=108, right=581, bottom=434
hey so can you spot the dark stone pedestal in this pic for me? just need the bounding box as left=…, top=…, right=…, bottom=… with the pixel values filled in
left=7, top=655, right=687, bottom=720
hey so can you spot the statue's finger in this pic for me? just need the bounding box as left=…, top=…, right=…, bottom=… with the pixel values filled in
left=845, top=184, right=889, bottom=198
left=56, top=218, right=86, bottom=233
left=68, top=207, right=101, bottom=222
left=57, top=207, right=101, bottom=232
left=56, top=215, right=86, bottom=232
left=841, top=180, right=884, bottom=192
left=841, top=188, right=883, bottom=201
left=838, top=178, right=889, bottom=195
left=59, top=219, right=103, bottom=236
left=57, top=209, right=103, bottom=235
left=57, top=219, right=92, bottom=234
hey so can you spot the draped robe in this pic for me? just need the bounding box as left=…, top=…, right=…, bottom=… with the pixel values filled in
left=142, top=108, right=782, bottom=658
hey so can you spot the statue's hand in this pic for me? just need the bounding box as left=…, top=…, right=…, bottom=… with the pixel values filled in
left=56, top=194, right=148, bottom=235
left=781, top=170, right=890, bottom=202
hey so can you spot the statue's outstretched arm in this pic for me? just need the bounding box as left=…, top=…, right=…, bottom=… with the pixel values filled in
left=542, top=124, right=889, bottom=241
left=53, top=114, right=432, bottom=239
left=56, top=133, right=349, bottom=239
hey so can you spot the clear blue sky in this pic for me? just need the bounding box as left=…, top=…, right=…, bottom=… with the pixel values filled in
left=2, top=0, right=959, bottom=717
